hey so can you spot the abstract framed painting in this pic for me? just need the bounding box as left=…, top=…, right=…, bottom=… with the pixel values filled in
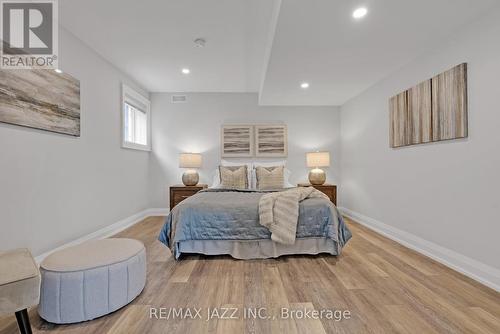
left=0, top=69, right=80, bottom=136
left=255, top=124, right=288, bottom=157
left=221, top=124, right=254, bottom=158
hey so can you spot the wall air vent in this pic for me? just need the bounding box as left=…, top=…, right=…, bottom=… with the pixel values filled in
left=171, top=95, right=187, bottom=103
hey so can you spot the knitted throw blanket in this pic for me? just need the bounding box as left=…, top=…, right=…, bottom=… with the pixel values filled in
left=258, top=187, right=329, bottom=245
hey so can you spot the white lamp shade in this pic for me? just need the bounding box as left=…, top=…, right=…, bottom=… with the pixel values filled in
left=179, top=153, right=202, bottom=168
left=306, top=151, right=330, bottom=168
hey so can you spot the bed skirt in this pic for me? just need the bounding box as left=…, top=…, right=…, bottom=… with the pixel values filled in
left=177, top=237, right=339, bottom=259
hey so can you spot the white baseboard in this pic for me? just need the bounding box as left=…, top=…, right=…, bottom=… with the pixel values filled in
left=145, top=208, right=170, bottom=217
left=339, top=207, right=500, bottom=292
left=34, top=207, right=170, bottom=264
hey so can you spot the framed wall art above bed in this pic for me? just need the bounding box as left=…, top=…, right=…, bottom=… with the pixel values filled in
left=221, top=124, right=255, bottom=157
left=221, top=123, right=288, bottom=158
left=255, top=124, right=288, bottom=157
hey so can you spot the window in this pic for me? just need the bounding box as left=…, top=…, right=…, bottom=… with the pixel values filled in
left=122, top=84, right=151, bottom=151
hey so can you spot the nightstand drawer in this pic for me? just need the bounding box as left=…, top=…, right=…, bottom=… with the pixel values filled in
left=173, top=190, right=196, bottom=206
left=318, top=188, right=336, bottom=203
left=170, top=184, right=208, bottom=209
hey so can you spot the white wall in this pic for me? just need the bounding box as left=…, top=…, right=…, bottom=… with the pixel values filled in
left=0, top=28, right=151, bottom=256
left=149, top=93, right=340, bottom=208
left=340, top=8, right=500, bottom=277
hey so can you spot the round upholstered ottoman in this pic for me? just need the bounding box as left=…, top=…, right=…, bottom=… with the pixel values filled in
left=38, top=238, right=146, bottom=324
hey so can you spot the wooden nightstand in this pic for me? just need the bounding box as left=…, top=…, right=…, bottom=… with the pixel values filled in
left=169, top=184, right=207, bottom=209
left=297, top=183, right=337, bottom=205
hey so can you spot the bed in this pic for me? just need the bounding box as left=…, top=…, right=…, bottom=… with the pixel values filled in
left=158, top=188, right=351, bottom=260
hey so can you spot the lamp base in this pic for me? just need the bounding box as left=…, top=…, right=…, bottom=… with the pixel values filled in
left=182, top=170, right=199, bottom=186
left=308, top=168, right=326, bottom=185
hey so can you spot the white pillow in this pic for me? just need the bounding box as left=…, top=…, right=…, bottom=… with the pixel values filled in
left=210, top=169, right=222, bottom=188
left=283, top=169, right=294, bottom=188
left=210, top=160, right=253, bottom=188
left=252, top=161, right=294, bottom=188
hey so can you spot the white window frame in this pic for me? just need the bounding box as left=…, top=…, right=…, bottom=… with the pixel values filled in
left=121, top=84, right=151, bottom=151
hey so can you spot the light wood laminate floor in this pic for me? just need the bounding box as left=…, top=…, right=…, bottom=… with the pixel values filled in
left=1, top=217, right=499, bottom=334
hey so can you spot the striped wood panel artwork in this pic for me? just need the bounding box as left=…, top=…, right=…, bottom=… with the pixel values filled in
left=389, top=63, right=467, bottom=148
left=389, top=91, right=408, bottom=147
left=431, top=63, right=468, bottom=141
left=409, top=80, right=432, bottom=144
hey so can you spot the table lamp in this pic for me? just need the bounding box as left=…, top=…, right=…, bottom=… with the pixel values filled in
left=306, top=151, right=330, bottom=185
left=179, top=153, right=202, bottom=186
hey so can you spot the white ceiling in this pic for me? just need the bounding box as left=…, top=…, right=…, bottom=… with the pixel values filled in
left=59, top=0, right=277, bottom=93
left=59, top=0, right=499, bottom=105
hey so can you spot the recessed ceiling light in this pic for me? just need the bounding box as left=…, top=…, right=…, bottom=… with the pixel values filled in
left=54, top=69, right=63, bottom=73
left=353, top=7, right=368, bottom=19
left=181, top=68, right=190, bottom=74
left=300, top=82, right=310, bottom=89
